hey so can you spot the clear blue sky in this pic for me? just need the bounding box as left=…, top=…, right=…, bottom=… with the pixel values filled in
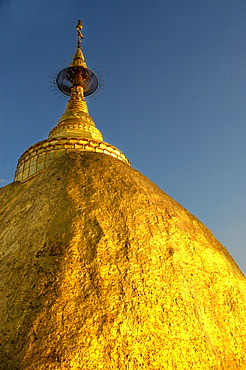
left=0, top=0, right=246, bottom=273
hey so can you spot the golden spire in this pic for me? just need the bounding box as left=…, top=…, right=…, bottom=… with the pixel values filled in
left=70, top=20, right=87, bottom=69
left=70, top=47, right=87, bottom=68
left=49, top=20, right=102, bottom=140
left=14, top=20, right=130, bottom=183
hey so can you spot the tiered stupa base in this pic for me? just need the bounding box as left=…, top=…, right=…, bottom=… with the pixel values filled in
left=14, top=137, right=130, bottom=182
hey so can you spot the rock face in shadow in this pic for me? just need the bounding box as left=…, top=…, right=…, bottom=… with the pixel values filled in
left=0, top=152, right=246, bottom=369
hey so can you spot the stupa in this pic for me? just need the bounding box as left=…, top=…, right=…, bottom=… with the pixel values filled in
left=0, top=21, right=246, bottom=370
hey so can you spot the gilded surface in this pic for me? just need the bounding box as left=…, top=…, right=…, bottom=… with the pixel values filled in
left=1, top=152, right=246, bottom=369
left=14, top=81, right=130, bottom=182
left=49, top=86, right=102, bottom=140
left=14, top=137, right=130, bottom=182
left=69, top=47, right=87, bottom=68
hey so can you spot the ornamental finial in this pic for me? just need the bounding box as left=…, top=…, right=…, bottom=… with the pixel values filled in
left=76, top=20, right=84, bottom=48
left=55, top=20, right=99, bottom=97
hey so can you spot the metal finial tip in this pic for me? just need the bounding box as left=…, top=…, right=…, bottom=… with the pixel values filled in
left=76, top=20, right=82, bottom=31
left=76, top=19, right=84, bottom=43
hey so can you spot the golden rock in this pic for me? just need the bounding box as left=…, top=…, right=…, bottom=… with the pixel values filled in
left=1, top=152, right=246, bottom=369
left=2, top=20, right=246, bottom=369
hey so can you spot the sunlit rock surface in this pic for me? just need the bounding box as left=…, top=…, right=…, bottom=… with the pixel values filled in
left=1, top=152, right=246, bottom=369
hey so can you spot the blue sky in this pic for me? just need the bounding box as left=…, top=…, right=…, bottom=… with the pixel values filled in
left=0, top=0, right=246, bottom=273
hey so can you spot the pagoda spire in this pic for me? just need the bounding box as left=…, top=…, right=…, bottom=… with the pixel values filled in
left=14, top=21, right=130, bottom=183
left=70, top=20, right=86, bottom=68
left=49, top=20, right=102, bottom=141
